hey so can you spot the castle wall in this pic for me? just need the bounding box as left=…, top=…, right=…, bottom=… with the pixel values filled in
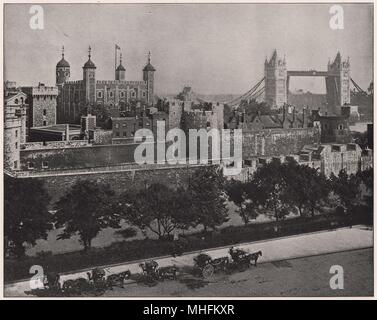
left=18, top=127, right=320, bottom=172
left=19, top=143, right=140, bottom=171
left=241, top=128, right=320, bottom=158
left=18, top=165, right=202, bottom=205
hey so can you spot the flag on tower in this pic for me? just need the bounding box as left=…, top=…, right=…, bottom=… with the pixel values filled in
left=115, top=45, right=121, bottom=78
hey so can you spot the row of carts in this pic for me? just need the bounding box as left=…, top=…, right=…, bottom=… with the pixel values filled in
left=26, top=246, right=262, bottom=295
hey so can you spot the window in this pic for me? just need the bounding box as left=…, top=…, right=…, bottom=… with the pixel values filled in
left=338, top=124, right=344, bottom=130
left=97, top=91, right=103, bottom=98
left=142, top=91, right=146, bottom=98
left=28, top=162, right=34, bottom=169
left=43, top=120, right=47, bottom=126
left=110, top=91, right=114, bottom=98
left=115, top=123, right=120, bottom=129
left=131, top=91, right=136, bottom=98
left=14, top=161, right=18, bottom=169
left=42, top=161, right=48, bottom=169
left=122, top=123, right=127, bottom=128
left=116, top=132, right=120, bottom=137
left=43, top=109, right=47, bottom=116
left=120, top=91, right=125, bottom=98
left=15, top=142, right=18, bottom=149
left=15, top=130, right=18, bottom=138
left=14, top=99, right=18, bottom=104
left=123, top=132, right=127, bottom=137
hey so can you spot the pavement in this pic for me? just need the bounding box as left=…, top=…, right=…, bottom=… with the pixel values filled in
left=4, top=225, right=373, bottom=297
left=105, top=248, right=374, bottom=297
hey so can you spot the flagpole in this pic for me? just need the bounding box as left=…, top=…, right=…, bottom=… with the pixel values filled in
left=115, top=45, right=117, bottom=79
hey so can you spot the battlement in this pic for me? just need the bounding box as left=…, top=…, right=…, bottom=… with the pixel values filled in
left=96, top=80, right=146, bottom=85
left=21, top=140, right=90, bottom=151
left=65, top=80, right=83, bottom=85
left=32, top=87, right=59, bottom=96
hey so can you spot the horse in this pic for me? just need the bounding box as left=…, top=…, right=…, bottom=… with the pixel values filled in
left=139, top=260, right=159, bottom=276
left=248, top=251, right=263, bottom=267
left=157, top=266, right=177, bottom=281
left=87, top=268, right=106, bottom=285
left=106, top=270, right=132, bottom=289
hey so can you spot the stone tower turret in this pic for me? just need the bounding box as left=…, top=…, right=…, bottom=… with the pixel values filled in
left=143, top=51, right=156, bottom=106
left=326, top=52, right=351, bottom=113
left=264, top=50, right=287, bottom=108
left=83, top=46, right=97, bottom=108
left=115, top=53, right=126, bottom=81
left=56, top=46, right=70, bottom=86
left=4, top=88, right=27, bottom=171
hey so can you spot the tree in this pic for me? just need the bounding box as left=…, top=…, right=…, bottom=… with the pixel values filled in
left=188, top=166, right=229, bottom=232
left=226, top=179, right=260, bottom=225
left=330, top=170, right=361, bottom=213
left=357, top=167, right=373, bottom=210
left=91, top=104, right=112, bottom=129
left=55, top=180, right=120, bottom=250
left=283, top=160, right=330, bottom=217
left=251, top=159, right=292, bottom=222
left=119, top=183, right=193, bottom=239
left=4, top=176, right=53, bottom=257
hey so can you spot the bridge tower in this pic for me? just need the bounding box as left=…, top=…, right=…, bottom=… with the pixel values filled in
left=264, top=50, right=287, bottom=108
left=326, top=52, right=350, bottom=113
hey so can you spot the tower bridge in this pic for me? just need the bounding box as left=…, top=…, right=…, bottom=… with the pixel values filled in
left=189, top=50, right=365, bottom=115
left=264, top=50, right=351, bottom=113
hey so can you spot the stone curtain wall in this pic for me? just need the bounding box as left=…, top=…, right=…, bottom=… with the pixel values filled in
left=19, top=127, right=319, bottom=171
left=19, top=143, right=139, bottom=171
left=35, top=165, right=200, bottom=205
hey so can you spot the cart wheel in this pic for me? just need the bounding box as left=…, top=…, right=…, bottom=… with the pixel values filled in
left=202, top=264, right=214, bottom=279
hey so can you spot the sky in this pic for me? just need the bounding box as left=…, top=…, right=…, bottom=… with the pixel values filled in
left=4, top=3, right=374, bottom=95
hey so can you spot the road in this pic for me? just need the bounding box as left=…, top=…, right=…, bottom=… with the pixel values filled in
left=4, top=226, right=372, bottom=296
left=104, top=248, right=373, bottom=297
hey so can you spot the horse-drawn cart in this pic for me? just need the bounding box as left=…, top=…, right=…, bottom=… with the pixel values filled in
left=139, top=260, right=177, bottom=285
left=193, top=253, right=230, bottom=279
left=193, top=247, right=262, bottom=279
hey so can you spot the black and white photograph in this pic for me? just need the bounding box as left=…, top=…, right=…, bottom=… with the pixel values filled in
left=2, top=1, right=374, bottom=299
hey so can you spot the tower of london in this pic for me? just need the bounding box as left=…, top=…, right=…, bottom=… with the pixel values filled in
left=56, top=47, right=156, bottom=124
